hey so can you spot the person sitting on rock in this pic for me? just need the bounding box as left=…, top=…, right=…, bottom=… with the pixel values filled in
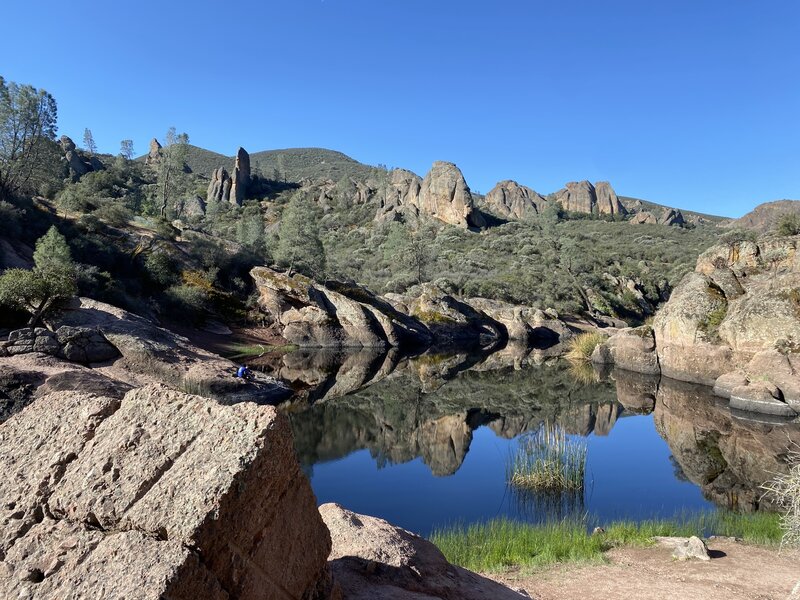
left=236, top=365, right=253, bottom=380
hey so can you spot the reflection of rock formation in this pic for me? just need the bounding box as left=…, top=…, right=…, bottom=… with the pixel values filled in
left=655, top=377, right=800, bottom=511
left=288, top=359, right=621, bottom=477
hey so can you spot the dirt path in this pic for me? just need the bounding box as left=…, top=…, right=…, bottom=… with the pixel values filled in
left=486, top=540, right=800, bottom=600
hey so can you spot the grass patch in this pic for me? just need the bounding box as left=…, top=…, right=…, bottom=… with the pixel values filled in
left=566, top=332, right=606, bottom=361
left=507, top=423, right=586, bottom=492
left=429, top=511, right=782, bottom=573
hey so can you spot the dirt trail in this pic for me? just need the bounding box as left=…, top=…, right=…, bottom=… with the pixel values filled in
left=487, top=540, right=800, bottom=600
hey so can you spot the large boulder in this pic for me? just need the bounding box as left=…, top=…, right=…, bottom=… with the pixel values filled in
left=320, top=503, right=527, bottom=599
left=0, top=384, right=331, bottom=599
left=658, top=208, right=686, bottom=226
left=418, top=161, right=485, bottom=228
left=553, top=180, right=625, bottom=216
left=591, top=326, right=660, bottom=375
left=206, top=167, right=231, bottom=205
left=594, top=181, right=627, bottom=216
left=484, top=180, right=546, bottom=220
left=376, top=168, right=422, bottom=224
left=467, top=298, right=572, bottom=346
left=251, top=267, right=432, bottom=349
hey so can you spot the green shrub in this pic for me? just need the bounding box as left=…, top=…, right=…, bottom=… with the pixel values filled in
left=777, top=214, right=800, bottom=237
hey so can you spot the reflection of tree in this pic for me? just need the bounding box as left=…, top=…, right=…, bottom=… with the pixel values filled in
left=669, top=454, right=690, bottom=482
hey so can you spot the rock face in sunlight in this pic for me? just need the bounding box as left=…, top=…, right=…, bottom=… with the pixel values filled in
left=653, top=235, right=800, bottom=416
left=375, top=168, right=423, bottom=224
left=484, top=180, right=546, bottom=220
left=230, top=146, right=251, bottom=206
left=418, top=161, right=486, bottom=228
left=320, top=503, right=527, bottom=599
left=552, top=180, right=627, bottom=216
left=0, top=384, right=331, bottom=599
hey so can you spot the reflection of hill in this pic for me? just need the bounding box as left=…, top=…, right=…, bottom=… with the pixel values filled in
left=289, top=358, right=622, bottom=477
left=654, top=377, right=800, bottom=511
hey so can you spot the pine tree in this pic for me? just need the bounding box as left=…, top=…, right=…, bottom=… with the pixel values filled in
left=275, top=194, right=326, bottom=278
left=0, top=226, right=77, bottom=326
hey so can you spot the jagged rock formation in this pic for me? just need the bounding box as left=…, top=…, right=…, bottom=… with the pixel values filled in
left=205, top=147, right=251, bottom=206
left=418, top=161, right=485, bottom=228
left=59, top=135, right=102, bottom=181
left=484, top=180, right=546, bottom=220
left=145, top=138, right=162, bottom=166
left=230, top=147, right=251, bottom=206
left=375, top=169, right=423, bottom=223
left=0, top=384, right=331, bottom=599
left=321, top=503, right=526, bottom=599
left=659, top=207, right=685, bottom=226
left=206, top=167, right=231, bottom=205
left=251, top=267, right=433, bottom=349
left=553, top=180, right=627, bottom=216
left=630, top=211, right=658, bottom=224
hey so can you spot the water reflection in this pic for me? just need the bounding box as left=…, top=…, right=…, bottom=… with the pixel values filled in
left=254, top=345, right=800, bottom=528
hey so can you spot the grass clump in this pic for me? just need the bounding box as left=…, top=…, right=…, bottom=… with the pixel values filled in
left=566, top=332, right=606, bottom=361
left=429, top=511, right=782, bottom=573
left=507, top=423, right=587, bottom=492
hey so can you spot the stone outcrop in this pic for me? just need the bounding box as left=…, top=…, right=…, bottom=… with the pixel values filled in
left=484, top=180, right=546, bottom=220
left=251, top=267, right=433, bottom=349
left=230, top=147, right=251, bottom=206
left=0, top=326, right=119, bottom=364
left=320, top=503, right=527, bottom=599
left=553, top=180, right=627, bottom=216
left=175, top=195, right=206, bottom=218
left=630, top=211, right=658, bottom=224
left=0, top=384, right=330, bottom=599
left=53, top=297, right=289, bottom=404
left=59, top=135, right=102, bottom=181
left=659, top=207, right=685, bottom=226
left=725, top=199, right=800, bottom=234
left=591, top=326, right=660, bottom=375
left=206, top=167, right=232, bottom=205
left=418, top=161, right=485, bottom=228
left=653, top=236, right=800, bottom=416
left=145, top=138, right=162, bottom=166
left=376, top=169, right=422, bottom=224
left=467, top=298, right=573, bottom=346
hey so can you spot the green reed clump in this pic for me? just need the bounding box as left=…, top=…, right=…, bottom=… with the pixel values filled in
left=507, top=422, right=587, bottom=492
left=565, top=331, right=606, bottom=361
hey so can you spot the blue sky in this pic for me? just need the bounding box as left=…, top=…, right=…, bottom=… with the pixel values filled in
left=2, top=0, right=797, bottom=217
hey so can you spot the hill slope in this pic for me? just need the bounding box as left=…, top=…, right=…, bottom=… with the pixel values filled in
left=724, top=199, right=800, bottom=233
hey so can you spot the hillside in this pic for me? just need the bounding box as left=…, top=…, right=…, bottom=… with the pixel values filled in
left=619, top=196, right=727, bottom=224
left=724, top=199, right=800, bottom=233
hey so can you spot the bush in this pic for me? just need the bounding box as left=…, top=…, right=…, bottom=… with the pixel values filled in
left=762, top=447, right=800, bottom=548
left=93, top=202, right=133, bottom=227
left=777, top=214, right=800, bottom=237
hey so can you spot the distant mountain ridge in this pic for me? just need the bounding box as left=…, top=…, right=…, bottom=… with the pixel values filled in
left=724, top=199, right=800, bottom=233
left=143, top=142, right=727, bottom=223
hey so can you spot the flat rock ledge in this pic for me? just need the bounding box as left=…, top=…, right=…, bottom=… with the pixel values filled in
left=0, top=384, right=331, bottom=599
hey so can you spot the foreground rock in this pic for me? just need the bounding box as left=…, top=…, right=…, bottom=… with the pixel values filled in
left=0, top=384, right=330, bottom=599
left=320, top=503, right=527, bottom=599
left=654, top=536, right=711, bottom=561
left=591, top=326, right=659, bottom=375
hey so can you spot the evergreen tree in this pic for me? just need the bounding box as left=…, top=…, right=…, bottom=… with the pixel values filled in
left=82, top=128, right=97, bottom=154
left=158, top=127, right=189, bottom=219
left=0, top=76, right=59, bottom=200
left=275, top=194, right=326, bottom=278
left=0, top=226, right=76, bottom=326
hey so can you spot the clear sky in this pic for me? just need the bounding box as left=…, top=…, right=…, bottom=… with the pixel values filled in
left=2, top=0, right=797, bottom=217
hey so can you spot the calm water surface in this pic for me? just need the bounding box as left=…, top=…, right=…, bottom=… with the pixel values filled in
left=257, top=346, right=799, bottom=537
